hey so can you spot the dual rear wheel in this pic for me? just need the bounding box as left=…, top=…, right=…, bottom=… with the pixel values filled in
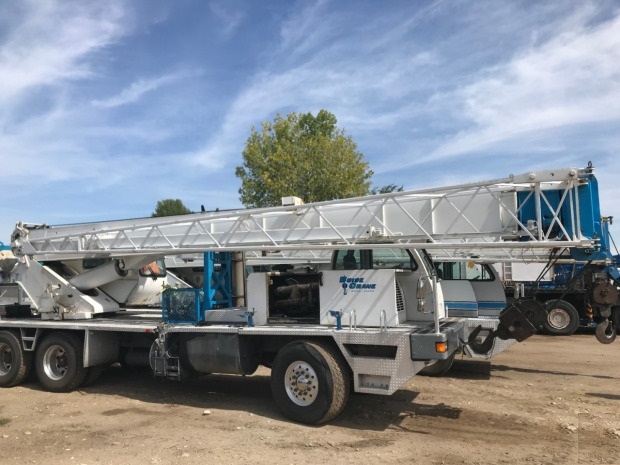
left=0, top=330, right=32, bottom=387
left=0, top=330, right=100, bottom=391
left=35, top=332, right=88, bottom=392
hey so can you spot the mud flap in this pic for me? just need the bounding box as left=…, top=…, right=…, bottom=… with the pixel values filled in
left=467, top=299, right=544, bottom=356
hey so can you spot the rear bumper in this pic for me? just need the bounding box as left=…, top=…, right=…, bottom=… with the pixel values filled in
left=410, top=318, right=468, bottom=361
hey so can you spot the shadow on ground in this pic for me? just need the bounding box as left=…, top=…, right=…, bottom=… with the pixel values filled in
left=21, top=365, right=463, bottom=431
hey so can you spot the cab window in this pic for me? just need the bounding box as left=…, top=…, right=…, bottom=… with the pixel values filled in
left=139, top=259, right=167, bottom=278
left=435, top=262, right=495, bottom=281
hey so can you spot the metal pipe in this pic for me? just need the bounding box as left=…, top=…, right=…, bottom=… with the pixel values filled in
left=69, top=255, right=158, bottom=290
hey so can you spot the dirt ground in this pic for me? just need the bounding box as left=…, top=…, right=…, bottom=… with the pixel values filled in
left=0, top=332, right=619, bottom=465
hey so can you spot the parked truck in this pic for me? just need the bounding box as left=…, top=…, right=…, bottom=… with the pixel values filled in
left=0, top=164, right=616, bottom=424
left=432, top=163, right=620, bottom=343
left=502, top=240, right=620, bottom=336
left=434, top=254, right=620, bottom=338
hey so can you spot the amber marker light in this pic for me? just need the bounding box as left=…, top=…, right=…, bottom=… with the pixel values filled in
left=435, top=341, right=448, bottom=353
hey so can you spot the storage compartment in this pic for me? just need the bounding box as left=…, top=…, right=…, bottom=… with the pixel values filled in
left=267, top=271, right=321, bottom=323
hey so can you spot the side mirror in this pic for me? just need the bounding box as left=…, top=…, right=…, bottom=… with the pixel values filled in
left=416, top=276, right=426, bottom=300
left=417, top=276, right=426, bottom=312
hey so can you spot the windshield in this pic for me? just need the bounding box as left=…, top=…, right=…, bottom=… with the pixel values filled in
left=435, top=261, right=496, bottom=281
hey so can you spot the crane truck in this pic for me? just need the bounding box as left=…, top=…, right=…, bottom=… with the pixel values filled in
left=499, top=219, right=619, bottom=336
left=430, top=165, right=620, bottom=342
left=0, top=163, right=616, bottom=424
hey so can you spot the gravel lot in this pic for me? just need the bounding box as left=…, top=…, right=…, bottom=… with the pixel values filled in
left=0, top=332, right=619, bottom=465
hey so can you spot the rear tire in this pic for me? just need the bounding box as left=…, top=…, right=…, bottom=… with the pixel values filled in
left=543, top=300, right=580, bottom=335
left=271, top=340, right=350, bottom=424
left=35, top=332, right=87, bottom=392
left=0, top=330, right=32, bottom=387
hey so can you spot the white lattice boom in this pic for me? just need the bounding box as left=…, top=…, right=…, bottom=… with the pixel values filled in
left=12, top=166, right=597, bottom=262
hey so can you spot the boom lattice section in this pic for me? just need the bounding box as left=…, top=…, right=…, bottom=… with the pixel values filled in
left=12, top=166, right=598, bottom=262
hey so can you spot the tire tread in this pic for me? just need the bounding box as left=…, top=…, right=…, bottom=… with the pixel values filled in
left=0, top=330, right=32, bottom=387
left=309, top=341, right=350, bottom=424
left=271, top=339, right=351, bottom=424
left=35, top=332, right=87, bottom=392
left=543, top=300, right=580, bottom=336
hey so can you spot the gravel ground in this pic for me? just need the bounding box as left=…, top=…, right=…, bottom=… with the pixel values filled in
left=0, top=332, right=619, bottom=465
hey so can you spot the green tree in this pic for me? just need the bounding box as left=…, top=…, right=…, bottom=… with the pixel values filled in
left=370, top=183, right=404, bottom=195
left=236, top=110, right=373, bottom=207
left=152, top=199, right=191, bottom=217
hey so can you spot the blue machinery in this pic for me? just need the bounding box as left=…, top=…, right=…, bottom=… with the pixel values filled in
left=162, top=252, right=233, bottom=324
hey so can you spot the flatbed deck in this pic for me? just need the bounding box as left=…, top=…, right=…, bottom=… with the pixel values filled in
left=0, top=309, right=162, bottom=332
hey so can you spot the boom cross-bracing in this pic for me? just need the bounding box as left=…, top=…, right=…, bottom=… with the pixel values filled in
left=12, top=165, right=602, bottom=263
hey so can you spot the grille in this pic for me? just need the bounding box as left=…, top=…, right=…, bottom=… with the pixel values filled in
left=395, top=280, right=405, bottom=313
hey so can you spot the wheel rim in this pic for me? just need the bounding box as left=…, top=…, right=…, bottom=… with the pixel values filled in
left=42, top=345, right=69, bottom=380
left=0, top=343, right=12, bottom=375
left=547, top=308, right=570, bottom=330
left=284, top=361, right=318, bottom=406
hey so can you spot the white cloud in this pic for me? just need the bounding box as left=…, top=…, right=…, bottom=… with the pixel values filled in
left=419, top=9, right=620, bottom=163
left=193, top=4, right=446, bottom=167
left=0, top=1, right=127, bottom=103
left=208, top=2, right=245, bottom=39
left=91, top=73, right=188, bottom=108
left=279, top=0, right=331, bottom=56
left=0, top=1, right=141, bottom=192
left=2, top=0, right=619, bottom=244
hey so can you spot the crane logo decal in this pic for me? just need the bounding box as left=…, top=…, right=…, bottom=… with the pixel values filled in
left=340, top=275, right=376, bottom=295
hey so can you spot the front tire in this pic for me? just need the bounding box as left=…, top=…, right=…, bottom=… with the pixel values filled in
left=419, top=353, right=455, bottom=377
left=0, top=330, right=32, bottom=387
left=543, top=300, right=580, bottom=335
left=35, top=332, right=87, bottom=392
left=271, top=340, right=350, bottom=424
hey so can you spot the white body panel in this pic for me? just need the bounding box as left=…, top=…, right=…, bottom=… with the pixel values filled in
left=11, top=258, right=119, bottom=319
left=246, top=267, right=445, bottom=328
left=319, top=269, right=401, bottom=327
left=245, top=272, right=269, bottom=326
left=441, top=280, right=478, bottom=318
left=470, top=276, right=506, bottom=317
left=503, top=262, right=552, bottom=282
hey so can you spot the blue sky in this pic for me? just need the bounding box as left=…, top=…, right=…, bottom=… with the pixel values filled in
left=1, top=0, right=620, bottom=245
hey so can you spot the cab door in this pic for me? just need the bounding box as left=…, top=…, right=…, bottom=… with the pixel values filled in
left=467, top=263, right=506, bottom=317
left=435, top=262, right=478, bottom=317
left=437, top=262, right=506, bottom=318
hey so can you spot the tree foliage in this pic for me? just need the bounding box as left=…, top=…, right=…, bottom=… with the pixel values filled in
left=370, top=184, right=404, bottom=195
left=152, top=199, right=191, bottom=217
left=236, top=110, right=373, bottom=208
